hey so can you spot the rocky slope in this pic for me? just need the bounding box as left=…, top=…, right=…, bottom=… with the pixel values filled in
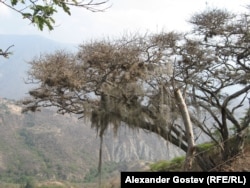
left=0, top=98, right=183, bottom=182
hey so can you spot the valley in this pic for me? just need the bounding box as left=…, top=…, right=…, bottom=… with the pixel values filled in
left=0, top=98, right=183, bottom=187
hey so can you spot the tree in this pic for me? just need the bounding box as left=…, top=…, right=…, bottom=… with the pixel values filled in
left=165, top=7, right=250, bottom=170
left=22, top=6, right=250, bottom=172
left=187, top=7, right=250, bottom=164
left=21, top=33, right=196, bottom=170
left=0, top=0, right=110, bottom=58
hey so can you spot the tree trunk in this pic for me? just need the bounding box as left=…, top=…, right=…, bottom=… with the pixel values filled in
left=224, top=128, right=248, bottom=160
left=195, top=147, right=220, bottom=171
left=174, top=88, right=196, bottom=171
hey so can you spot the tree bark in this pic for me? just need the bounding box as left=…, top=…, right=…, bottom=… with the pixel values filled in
left=174, top=88, right=196, bottom=171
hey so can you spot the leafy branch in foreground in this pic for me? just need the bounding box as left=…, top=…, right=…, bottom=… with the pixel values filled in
left=1, top=0, right=110, bottom=31
left=0, top=0, right=110, bottom=58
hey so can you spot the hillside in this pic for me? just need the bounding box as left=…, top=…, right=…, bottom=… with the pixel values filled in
left=219, top=142, right=250, bottom=172
left=0, top=98, right=183, bottom=185
left=0, top=98, right=249, bottom=188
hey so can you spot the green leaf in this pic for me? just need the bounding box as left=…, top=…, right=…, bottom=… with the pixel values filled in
left=32, top=16, right=44, bottom=31
left=22, top=13, right=32, bottom=19
left=44, top=19, right=54, bottom=31
left=62, top=3, right=71, bottom=15
left=10, top=0, right=18, bottom=6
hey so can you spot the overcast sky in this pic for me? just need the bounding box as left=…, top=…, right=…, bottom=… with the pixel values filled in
left=0, top=0, right=249, bottom=44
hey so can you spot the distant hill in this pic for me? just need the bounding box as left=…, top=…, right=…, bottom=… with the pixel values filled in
left=0, top=98, right=183, bottom=183
left=0, top=34, right=77, bottom=100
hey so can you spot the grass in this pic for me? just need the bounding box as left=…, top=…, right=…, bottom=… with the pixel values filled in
left=150, top=156, right=185, bottom=172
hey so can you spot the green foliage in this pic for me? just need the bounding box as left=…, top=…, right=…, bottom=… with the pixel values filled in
left=19, top=129, right=35, bottom=147
left=3, top=0, right=108, bottom=31
left=170, top=156, right=185, bottom=164
left=21, top=182, right=34, bottom=188
left=196, top=142, right=215, bottom=152
left=83, top=165, right=100, bottom=183
left=1, top=0, right=109, bottom=58
left=150, top=160, right=170, bottom=172
left=84, top=161, right=121, bottom=183
left=19, top=177, right=35, bottom=188
left=102, top=161, right=119, bottom=174
left=150, top=156, right=185, bottom=172
left=10, top=0, right=57, bottom=31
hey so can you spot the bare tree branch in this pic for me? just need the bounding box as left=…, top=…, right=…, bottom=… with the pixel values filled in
left=0, top=45, right=14, bottom=58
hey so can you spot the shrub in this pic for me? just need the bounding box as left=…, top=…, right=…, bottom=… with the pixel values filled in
left=150, top=156, right=185, bottom=172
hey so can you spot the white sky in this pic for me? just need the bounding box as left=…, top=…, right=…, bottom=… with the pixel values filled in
left=0, top=0, right=249, bottom=44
